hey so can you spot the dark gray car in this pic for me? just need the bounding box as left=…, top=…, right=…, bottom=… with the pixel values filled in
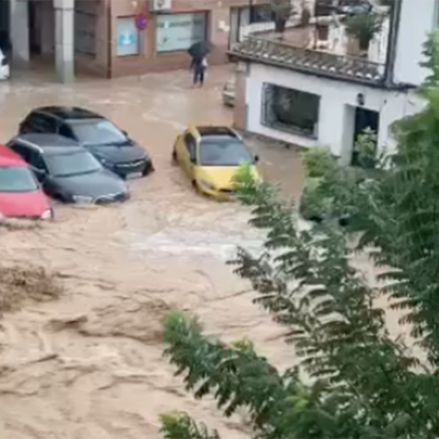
left=18, top=106, right=154, bottom=179
left=6, top=134, right=130, bottom=204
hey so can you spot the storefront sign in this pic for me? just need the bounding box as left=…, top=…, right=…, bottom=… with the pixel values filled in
left=156, top=12, right=207, bottom=53
left=117, top=17, right=139, bottom=56
left=135, top=13, right=148, bottom=31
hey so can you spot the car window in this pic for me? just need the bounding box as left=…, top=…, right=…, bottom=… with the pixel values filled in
left=58, top=123, right=75, bottom=139
left=199, top=138, right=254, bottom=166
left=27, top=149, right=47, bottom=171
left=0, top=166, right=39, bottom=193
left=25, top=113, right=57, bottom=133
left=7, top=141, right=31, bottom=161
left=183, top=133, right=196, bottom=158
left=69, top=120, right=127, bottom=146
left=45, top=151, right=102, bottom=178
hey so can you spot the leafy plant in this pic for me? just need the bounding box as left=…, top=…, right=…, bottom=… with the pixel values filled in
left=345, top=13, right=383, bottom=51
left=159, top=32, right=439, bottom=439
left=271, top=0, right=293, bottom=35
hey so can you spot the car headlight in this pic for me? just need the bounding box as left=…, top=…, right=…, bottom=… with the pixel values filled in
left=199, top=180, right=215, bottom=190
left=72, top=195, right=94, bottom=204
left=40, top=208, right=53, bottom=220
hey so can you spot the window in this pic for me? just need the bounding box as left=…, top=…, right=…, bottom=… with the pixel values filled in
left=27, top=114, right=58, bottom=133
left=156, top=13, right=207, bottom=53
left=75, top=11, right=96, bottom=55
left=117, top=16, right=140, bottom=57
left=45, top=151, right=101, bottom=178
left=0, top=166, right=39, bottom=193
left=183, top=133, right=196, bottom=158
left=199, top=138, right=254, bottom=166
left=70, top=120, right=127, bottom=146
left=8, top=142, right=30, bottom=161
left=262, top=84, right=320, bottom=138
left=59, top=124, right=75, bottom=139
left=27, top=150, right=47, bottom=171
left=249, top=4, right=274, bottom=24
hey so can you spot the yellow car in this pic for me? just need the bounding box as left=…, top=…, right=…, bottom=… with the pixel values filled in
left=172, top=125, right=260, bottom=200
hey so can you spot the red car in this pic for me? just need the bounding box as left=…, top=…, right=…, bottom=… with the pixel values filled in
left=0, top=145, right=53, bottom=220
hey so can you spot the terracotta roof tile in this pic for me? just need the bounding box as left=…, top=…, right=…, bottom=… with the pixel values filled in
left=229, top=37, right=385, bottom=84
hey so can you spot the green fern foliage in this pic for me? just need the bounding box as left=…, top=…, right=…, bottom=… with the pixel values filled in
left=160, top=32, right=439, bottom=439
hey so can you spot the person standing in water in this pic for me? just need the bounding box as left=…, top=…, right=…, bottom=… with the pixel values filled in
left=191, top=55, right=207, bottom=87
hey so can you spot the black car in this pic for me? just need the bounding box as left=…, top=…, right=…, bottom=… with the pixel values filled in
left=7, top=133, right=130, bottom=204
left=18, top=106, right=154, bottom=179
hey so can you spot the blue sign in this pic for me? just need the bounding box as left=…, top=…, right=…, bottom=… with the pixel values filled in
left=118, top=32, right=137, bottom=47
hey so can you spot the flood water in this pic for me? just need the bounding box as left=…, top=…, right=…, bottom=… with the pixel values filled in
left=0, top=66, right=306, bottom=439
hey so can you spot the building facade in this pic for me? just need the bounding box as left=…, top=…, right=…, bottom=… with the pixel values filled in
left=4, top=0, right=276, bottom=81
left=229, top=0, right=434, bottom=162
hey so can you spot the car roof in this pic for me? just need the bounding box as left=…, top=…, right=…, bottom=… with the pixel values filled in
left=14, top=133, right=86, bottom=155
left=0, top=144, right=26, bottom=167
left=195, top=126, right=239, bottom=138
left=33, top=106, right=104, bottom=121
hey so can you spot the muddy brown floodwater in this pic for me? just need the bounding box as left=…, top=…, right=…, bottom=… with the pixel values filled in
left=0, top=66, right=306, bottom=439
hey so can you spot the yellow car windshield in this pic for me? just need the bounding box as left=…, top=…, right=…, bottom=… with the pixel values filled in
left=199, top=138, right=254, bottom=167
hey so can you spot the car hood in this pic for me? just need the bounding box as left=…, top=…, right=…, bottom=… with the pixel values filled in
left=52, top=169, right=128, bottom=199
left=88, top=143, right=148, bottom=163
left=0, top=190, right=50, bottom=217
left=195, top=165, right=260, bottom=189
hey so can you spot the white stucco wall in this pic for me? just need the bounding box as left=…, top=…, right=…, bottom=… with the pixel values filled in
left=393, top=0, right=436, bottom=86
left=245, top=63, right=424, bottom=159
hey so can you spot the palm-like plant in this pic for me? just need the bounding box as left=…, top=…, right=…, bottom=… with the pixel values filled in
left=345, top=13, right=383, bottom=52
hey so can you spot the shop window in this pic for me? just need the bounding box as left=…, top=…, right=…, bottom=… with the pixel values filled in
left=75, top=11, right=96, bottom=55
left=156, top=12, right=207, bottom=53
left=116, top=16, right=140, bottom=57
left=262, top=84, right=320, bottom=138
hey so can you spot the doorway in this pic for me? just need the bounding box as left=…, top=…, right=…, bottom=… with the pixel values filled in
left=351, top=106, right=379, bottom=166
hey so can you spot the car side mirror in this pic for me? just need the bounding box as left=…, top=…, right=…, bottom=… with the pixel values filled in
left=254, top=155, right=259, bottom=163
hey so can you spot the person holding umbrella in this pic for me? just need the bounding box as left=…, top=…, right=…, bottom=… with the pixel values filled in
left=188, top=41, right=210, bottom=87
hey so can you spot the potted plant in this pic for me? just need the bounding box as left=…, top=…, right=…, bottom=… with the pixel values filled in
left=271, top=0, right=293, bottom=37
left=345, top=13, right=383, bottom=53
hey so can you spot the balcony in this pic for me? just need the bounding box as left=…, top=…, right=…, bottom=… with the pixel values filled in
left=230, top=1, right=391, bottom=86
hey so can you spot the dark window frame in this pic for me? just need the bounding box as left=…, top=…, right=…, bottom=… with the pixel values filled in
left=261, top=83, right=320, bottom=139
left=249, top=4, right=274, bottom=24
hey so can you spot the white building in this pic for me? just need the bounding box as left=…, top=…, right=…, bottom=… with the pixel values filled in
left=230, top=0, right=433, bottom=162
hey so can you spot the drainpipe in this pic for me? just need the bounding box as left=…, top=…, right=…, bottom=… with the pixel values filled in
left=107, top=0, right=112, bottom=79
left=383, top=0, right=402, bottom=88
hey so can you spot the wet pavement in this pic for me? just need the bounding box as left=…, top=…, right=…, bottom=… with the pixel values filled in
left=0, top=66, right=306, bottom=439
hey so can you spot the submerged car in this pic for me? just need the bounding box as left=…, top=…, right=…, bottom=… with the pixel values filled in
left=0, top=144, right=52, bottom=219
left=18, top=106, right=154, bottom=179
left=7, top=134, right=130, bottom=204
left=172, top=125, right=260, bottom=200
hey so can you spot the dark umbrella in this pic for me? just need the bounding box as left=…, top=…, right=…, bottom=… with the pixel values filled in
left=188, top=41, right=211, bottom=60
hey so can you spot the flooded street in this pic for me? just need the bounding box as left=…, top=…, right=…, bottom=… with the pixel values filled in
left=0, top=66, right=305, bottom=439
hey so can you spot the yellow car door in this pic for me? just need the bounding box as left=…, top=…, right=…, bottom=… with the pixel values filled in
left=178, top=131, right=198, bottom=179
